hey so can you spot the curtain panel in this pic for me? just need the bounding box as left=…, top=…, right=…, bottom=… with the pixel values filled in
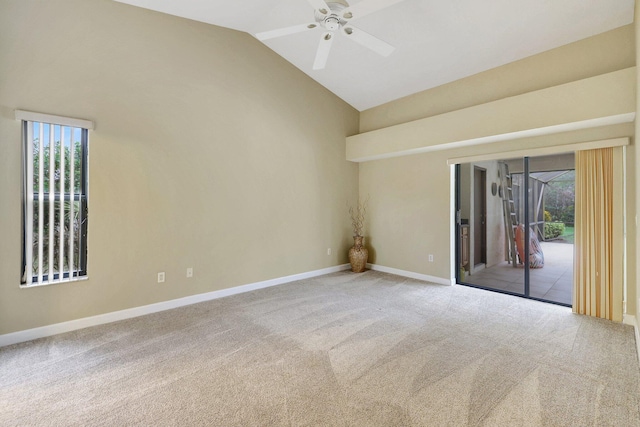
left=573, top=148, right=618, bottom=320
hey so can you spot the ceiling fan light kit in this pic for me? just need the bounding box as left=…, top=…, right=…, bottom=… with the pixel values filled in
left=255, top=0, right=404, bottom=70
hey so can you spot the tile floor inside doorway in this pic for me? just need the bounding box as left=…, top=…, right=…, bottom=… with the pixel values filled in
left=462, top=241, right=573, bottom=305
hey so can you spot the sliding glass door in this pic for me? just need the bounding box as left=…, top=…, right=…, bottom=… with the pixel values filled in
left=455, top=154, right=575, bottom=306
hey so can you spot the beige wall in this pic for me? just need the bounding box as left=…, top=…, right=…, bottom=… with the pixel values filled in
left=360, top=152, right=452, bottom=278
left=361, top=25, right=635, bottom=133
left=636, top=0, right=640, bottom=325
left=359, top=25, right=636, bottom=314
left=0, top=0, right=359, bottom=334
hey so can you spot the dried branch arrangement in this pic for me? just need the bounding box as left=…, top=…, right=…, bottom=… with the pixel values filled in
left=348, top=196, right=369, bottom=237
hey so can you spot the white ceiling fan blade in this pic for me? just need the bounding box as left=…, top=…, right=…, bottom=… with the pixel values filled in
left=256, top=22, right=318, bottom=41
left=341, top=0, right=406, bottom=21
left=313, top=32, right=334, bottom=70
left=307, top=0, right=331, bottom=14
left=342, top=25, right=394, bottom=57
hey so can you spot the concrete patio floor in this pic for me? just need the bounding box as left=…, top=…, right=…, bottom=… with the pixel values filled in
left=461, top=241, right=573, bottom=305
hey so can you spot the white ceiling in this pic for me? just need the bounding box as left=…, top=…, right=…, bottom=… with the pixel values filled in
left=114, top=0, right=635, bottom=111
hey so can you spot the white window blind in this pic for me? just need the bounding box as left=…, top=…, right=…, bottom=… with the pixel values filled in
left=19, top=111, right=91, bottom=286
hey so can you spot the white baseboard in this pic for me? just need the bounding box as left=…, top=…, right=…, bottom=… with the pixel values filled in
left=622, top=314, right=635, bottom=326
left=366, top=263, right=453, bottom=286
left=0, top=264, right=351, bottom=348
left=623, top=314, right=640, bottom=365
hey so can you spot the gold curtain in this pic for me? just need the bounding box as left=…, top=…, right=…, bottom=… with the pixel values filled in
left=573, top=148, right=614, bottom=319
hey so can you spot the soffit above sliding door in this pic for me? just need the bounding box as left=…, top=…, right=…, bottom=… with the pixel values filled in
left=346, top=68, right=635, bottom=163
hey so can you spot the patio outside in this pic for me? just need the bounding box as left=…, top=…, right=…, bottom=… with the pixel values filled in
left=462, top=240, right=573, bottom=305
left=459, top=160, right=575, bottom=306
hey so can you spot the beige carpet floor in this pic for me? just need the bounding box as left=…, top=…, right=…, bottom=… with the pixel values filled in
left=1, top=270, right=639, bottom=426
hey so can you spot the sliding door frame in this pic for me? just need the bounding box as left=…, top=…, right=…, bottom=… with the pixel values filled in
left=454, top=158, right=571, bottom=307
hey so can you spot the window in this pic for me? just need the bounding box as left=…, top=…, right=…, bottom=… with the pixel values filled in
left=17, top=110, right=92, bottom=287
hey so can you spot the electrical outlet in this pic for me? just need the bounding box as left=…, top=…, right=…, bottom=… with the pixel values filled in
left=157, top=272, right=165, bottom=283
left=428, top=254, right=434, bottom=262
left=327, top=248, right=332, bottom=256
left=186, top=267, right=193, bottom=278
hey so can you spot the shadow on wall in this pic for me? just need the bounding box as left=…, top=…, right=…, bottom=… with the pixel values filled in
left=364, top=236, right=376, bottom=264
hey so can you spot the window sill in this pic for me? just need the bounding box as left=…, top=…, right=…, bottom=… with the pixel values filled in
left=20, top=276, right=89, bottom=289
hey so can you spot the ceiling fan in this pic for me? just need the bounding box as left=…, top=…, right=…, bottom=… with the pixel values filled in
left=255, top=0, right=405, bottom=70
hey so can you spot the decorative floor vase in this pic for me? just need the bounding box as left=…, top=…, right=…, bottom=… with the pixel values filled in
left=349, top=236, right=368, bottom=273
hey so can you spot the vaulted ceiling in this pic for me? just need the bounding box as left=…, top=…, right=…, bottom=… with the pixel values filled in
left=114, top=0, right=635, bottom=111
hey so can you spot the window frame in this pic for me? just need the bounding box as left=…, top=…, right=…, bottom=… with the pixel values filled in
left=17, top=110, right=92, bottom=287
